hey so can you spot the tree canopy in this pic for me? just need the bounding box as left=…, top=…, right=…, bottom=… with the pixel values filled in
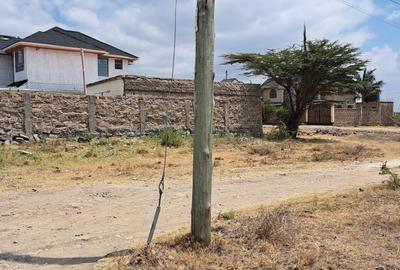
left=355, top=68, right=384, bottom=102
left=223, top=36, right=367, bottom=138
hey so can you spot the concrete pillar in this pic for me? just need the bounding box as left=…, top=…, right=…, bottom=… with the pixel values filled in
left=22, top=93, right=32, bottom=138
left=224, top=102, right=229, bottom=133
left=185, top=100, right=191, bottom=131
left=378, top=102, right=382, bottom=125
left=139, top=98, right=146, bottom=135
left=88, top=96, right=96, bottom=133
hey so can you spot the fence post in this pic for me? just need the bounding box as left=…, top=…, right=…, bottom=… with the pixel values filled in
left=88, top=96, right=97, bottom=133
left=139, top=98, right=146, bottom=135
left=185, top=100, right=191, bottom=131
left=22, top=93, right=32, bottom=138
left=378, top=102, right=382, bottom=125
left=224, top=102, right=229, bottom=133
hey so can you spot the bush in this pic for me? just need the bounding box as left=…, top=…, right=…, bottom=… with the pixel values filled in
left=275, top=106, right=289, bottom=123
left=160, top=128, right=184, bottom=148
left=392, top=113, right=400, bottom=127
left=253, top=207, right=294, bottom=245
left=262, top=101, right=276, bottom=124
left=248, top=144, right=272, bottom=156
left=264, top=128, right=290, bottom=141
left=380, top=161, right=400, bottom=190
left=78, top=132, right=94, bottom=143
left=262, top=102, right=290, bottom=126
left=218, top=210, right=235, bottom=220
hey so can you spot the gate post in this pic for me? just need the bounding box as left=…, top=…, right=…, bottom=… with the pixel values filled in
left=22, top=93, right=32, bottom=138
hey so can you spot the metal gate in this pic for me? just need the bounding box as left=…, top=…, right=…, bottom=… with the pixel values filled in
left=308, top=104, right=332, bottom=125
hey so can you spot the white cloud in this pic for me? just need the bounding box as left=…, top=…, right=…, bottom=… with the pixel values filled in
left=387, top=10, right=400, bottom=21
left=1, top=0, right=398, bottom=109
left=62, top=8, right=100, bottom=28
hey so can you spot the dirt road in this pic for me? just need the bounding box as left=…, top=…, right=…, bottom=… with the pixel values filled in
left=1, top=159, right=399, bottom=270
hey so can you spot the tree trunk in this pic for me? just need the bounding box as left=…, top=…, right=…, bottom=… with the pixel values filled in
left=285, top=110, right=303, bottom=139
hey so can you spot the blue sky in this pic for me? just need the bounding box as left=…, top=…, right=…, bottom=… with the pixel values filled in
left=0, top=0, right=399, bottom=111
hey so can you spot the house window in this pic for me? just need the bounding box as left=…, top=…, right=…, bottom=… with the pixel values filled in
left=115, top=59, right=123, bottom=70
left=269, top=89, right=277, bottom=99
left=15, top=49, right=24, bottom=72
left=98, top=57, right=109, bottom=77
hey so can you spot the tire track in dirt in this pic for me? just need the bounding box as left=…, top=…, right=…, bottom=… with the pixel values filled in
left=0, top=159, right=399, bottom=270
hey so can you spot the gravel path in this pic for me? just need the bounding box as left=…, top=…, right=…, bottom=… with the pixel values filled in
left=1, top=159, right=399, bottom=270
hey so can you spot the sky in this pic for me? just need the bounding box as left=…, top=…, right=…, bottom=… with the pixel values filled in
left=1, top=0, right=399, bottom=111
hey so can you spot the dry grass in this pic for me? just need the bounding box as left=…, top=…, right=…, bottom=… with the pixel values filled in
left=311, top=144, right=381, bottom=162
left=0, top=132, right=390, bottom=193
left=100, top=185, right=400, bottom=270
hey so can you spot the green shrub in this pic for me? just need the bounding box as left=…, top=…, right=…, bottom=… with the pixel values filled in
left=392, top=113, right=400, bottom=127
left=380, top=161, right=400, bottom=190
left=264, top=128, right=290, bottom=141
left=79, top=132, right=94, bottom=143
left=160, top=128, right=184, bottom=148
left=218, top=210, right=235, bottom=220
left=275, top=106, right=289, bottom=122
left=262, top=101, right=275, bottom=124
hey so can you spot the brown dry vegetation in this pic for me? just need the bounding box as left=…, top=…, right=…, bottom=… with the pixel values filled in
left=0, top=130, right=398, bottom=193
left=100, top=184, right=400, bottom=270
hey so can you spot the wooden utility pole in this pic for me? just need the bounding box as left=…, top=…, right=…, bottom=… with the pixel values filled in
left=191, top=0, right=215, bottom=245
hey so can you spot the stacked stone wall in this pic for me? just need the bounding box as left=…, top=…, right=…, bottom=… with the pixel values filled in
left=0, top=78, right=262, bottom=141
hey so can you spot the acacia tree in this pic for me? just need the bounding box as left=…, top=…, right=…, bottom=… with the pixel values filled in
left=355, top=68, right=384, bottom=102
left=224, top=33, right=367, bottom=138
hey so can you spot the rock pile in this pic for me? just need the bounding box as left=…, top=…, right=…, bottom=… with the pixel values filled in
left=0, top=132, right=40, bottom=145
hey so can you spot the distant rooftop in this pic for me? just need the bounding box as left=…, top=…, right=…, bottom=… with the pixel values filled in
left=1, top=27, right=137, bottom=60
left=0, top=35, right=20, bottom=50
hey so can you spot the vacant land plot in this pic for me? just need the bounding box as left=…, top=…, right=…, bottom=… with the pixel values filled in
left=1, top=127, right=399, bottom=194
left=100, top=185, right=400, bottom=270
left=0, top=127, right=399, bottom=270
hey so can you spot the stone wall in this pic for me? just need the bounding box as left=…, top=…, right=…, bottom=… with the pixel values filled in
left=0, top=92, right=24, bottom=137
left=333, top=101, right=394, bottom=127
left=122, top=76, right=262, bottom=134
left=0, top=79, right=262, bottom=141
left=380, top=102, right=394, bottom=126
left=334, top=108, right=360, bottom=126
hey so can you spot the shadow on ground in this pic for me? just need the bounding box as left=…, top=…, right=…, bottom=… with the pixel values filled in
left=0, top=249, right=133, bottom=266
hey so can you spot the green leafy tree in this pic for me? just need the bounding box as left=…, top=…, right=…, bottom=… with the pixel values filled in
left=223, top=29, right=367, bottom=138
left=355, top=68, right=384, bottom=102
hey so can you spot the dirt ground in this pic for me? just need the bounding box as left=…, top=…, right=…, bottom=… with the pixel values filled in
left=1, top=126, right=400, bottom=194
left=0, top=126, right=399, bottom=270
left=104, top=185, right=400, bottom=270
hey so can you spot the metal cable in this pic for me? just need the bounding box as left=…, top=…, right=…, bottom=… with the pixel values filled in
left=147, top=0, right=178, bottom=246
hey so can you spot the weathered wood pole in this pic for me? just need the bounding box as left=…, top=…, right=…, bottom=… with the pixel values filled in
left=191, top=0, right=215, bottom=245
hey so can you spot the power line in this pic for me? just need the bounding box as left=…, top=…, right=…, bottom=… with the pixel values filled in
left=171, top=0, right=178, bottom=79
left=335, top=0, right=400, bottom=31
left=146, top=0, right=179, bottom=247
left=388, top=0, right=400, bottom=7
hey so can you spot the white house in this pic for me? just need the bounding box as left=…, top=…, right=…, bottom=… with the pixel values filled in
left=0, top=27, right=138, bottom=92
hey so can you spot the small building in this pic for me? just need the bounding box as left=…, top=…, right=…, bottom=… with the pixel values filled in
left=261, top=79, right=285, bottom=105
left=0, top=27, right=138, bottom=92
left=261, top=79, right=357, bottom=106
left=261, top=79, right=394, bottom=126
